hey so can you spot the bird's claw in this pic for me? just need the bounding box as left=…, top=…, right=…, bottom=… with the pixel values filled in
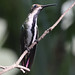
left=34, top=40, right=38, bottom=43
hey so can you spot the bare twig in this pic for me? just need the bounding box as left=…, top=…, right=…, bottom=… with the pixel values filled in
left=17, top=65, right=30, bottom=72
left=0, top=64, right=30, bottom=74
left=0, top=2, right=75, bottom=75
left=0, top=66, right=6, bottom=69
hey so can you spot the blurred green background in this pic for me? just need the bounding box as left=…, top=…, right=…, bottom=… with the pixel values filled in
left=0, top=0, right=75, bottom=75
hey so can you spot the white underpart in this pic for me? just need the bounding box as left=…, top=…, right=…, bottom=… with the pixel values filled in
left=32, top=18, right=37, bottom=43
left=26, top=7, right=42, bottom=45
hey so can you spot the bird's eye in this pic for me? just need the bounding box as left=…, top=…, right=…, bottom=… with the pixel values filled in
left=34, top=5, right=37, bottom=8
left=30, top=4, right=38, bottom=13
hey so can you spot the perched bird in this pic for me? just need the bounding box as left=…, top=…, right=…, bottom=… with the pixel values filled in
left=20, top=4, right=56, bottom=70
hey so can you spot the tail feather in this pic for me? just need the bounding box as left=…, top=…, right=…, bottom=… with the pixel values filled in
left=22, top=45, right=36, bottom=69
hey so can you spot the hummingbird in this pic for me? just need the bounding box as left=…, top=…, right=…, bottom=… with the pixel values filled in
left=20, top=3, right=56, bottom=70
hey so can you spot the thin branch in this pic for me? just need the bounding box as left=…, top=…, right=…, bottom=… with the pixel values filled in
left=17, top=65, right=30, bottom=71
left=0, top=64, right=30, bottom=74
left=0, top=64, right=16, bottom=74
left=0, top=66, right=6, bottom=69
left=0, top=2, right=75, bottom=75
left=16, top=50, right=28, bottom=65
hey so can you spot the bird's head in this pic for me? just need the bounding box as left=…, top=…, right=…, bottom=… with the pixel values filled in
left=30, top=4, right=56, bottom=14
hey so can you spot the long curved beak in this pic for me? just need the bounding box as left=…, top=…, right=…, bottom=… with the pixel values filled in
left=41, top=3, right=56, bottom=8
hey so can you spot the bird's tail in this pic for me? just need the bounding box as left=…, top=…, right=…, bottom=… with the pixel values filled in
left=22, top=45, right=36, bottom=69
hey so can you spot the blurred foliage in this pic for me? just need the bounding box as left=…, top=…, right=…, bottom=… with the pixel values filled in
left=0, top=0, right=75, bottom=75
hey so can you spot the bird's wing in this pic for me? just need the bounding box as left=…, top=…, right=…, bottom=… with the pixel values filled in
left=20, top=24, right=28, bottom=66
left=20, top=24, right=27, bottom=52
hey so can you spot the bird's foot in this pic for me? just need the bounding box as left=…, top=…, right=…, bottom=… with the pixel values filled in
left=26, top=47, right=30, bottom=54
left=34, top=39, right=38, bottom=44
